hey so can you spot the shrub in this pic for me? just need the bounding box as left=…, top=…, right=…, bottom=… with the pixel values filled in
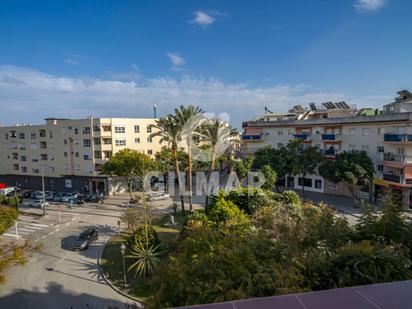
left=0, top=206, right=19, bottom=235
left=128, top=224, right=161, bottom=252
left=7, top=196, right=19, bottom=208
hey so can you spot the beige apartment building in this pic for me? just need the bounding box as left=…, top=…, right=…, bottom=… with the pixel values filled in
left=242, top=90, right=412, bottom=209
left=0, top=117, right=164, bottom=194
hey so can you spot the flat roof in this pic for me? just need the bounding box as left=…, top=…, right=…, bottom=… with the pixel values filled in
left=243, top=112, right=412, bottom=128
left=179, top=280, right=412, bottom=309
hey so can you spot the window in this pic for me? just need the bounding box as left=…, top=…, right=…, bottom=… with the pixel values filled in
left=378, top=146, right=384, bottom=153
left=115, top=139, right=126, bottom=146
left=64, top=152, right=68, bottom=157
left=349, top=128, right=356, bottom=136
left=348, top=144, right=356, bottom=151
left=83, top=127, right=91, bottom=134
left=377, top=127, right=384, bottom=135
left=18, top=133, right=25, bottom=139
left=298, top=177, right=312, bottom=187
left=74, top=128, right=79, bottom=134
left=40, top=154, right=48, bottom=161
left=31, top=133, right=36, bottom=139
left=64, top=139, right=68, bottom=145
left=277, top=143, right=284, bottom=149
left=278, top=130, right=283, bottom=135
left=75, top=152, right=79, bottom=158
left=21, top=166, right=27, bottom=173
left=146, top=125, right=152, bottom=133
left=134, top=125, right=140, bottom=133
left=39, top=130, right=46, bottom=138
left=83, top=139, right=91, bottom=147
left=329, top=182, right=337, bottom=190
left=362, top=128, right=370, bottom=136
left=83, top=154, right=91, bottom=160
left=32, top=168, right=40, bottom=174
left=377, top=164, right=384, bottom=172
left=361, top=145, right=369, bottom=151
left=20, top=155, right=26, bottom=162
left=49, top=131, right=53, bottom=139
left=287, top=129, right=293, bottom=136
left=10, top=131, right=17, bottom=138
left=135, top=138, right=140, bottom=144
left=147, top=149, right=153, bottom=155
left=12, top=153, right=18, bottom=160
left=315, top=179, right=322, bottom=189
left=115, top=126, right=126, bottom=133
left=147, top=137, right=152, bottom=143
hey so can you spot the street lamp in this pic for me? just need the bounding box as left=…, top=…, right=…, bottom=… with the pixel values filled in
left=41, top=164, right=46, bottom=216
left=120, top=243, right=127, bottom=288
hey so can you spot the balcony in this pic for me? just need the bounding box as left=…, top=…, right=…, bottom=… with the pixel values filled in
left=383, top=173, right=403, bottom=184
left=321, top=134, right=340, bottom=141
left=383, top=134, right=412, bottom=143
left=293, top=133, right=311, bottom=141
left=381, top=153, right=412, bottom=164
left=242, top=135, right=263, bottom=141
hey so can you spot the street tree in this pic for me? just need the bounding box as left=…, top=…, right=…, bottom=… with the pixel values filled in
left=100, top=148, right=155, bottom=200
left=175, top=105, right=204, bottom=212
left=318, top=150, right=374, bottom=200
left=150, top=115, right=186, bottom=213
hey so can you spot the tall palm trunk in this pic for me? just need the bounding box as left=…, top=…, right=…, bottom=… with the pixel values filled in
left=205, top=145, right=217, bottom=206
left=188, top=143, right=193, bottom=212
left=173, top=148, right=185, bottom=213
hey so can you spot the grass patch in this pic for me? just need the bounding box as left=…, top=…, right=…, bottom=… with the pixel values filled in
left=0, top=205, right=18, bottom=235
left=100, top=212, right=189, bottom=302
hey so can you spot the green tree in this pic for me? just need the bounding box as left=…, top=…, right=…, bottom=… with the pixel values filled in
left=175, top=105, right=204, bottom=212
left=318, top=150, right=374, bottom=200
left=260, top=165, right=277, bottom=191
left=100, top=149, right=155, bottom=200
left=287, top=142, right=323, bottom=196
left=199, top=118, right=238, bottom=205
left=150, top=115, right=186, bottom=213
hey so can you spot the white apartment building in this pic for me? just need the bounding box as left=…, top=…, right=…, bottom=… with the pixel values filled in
left=0, top=117, right=164, bottom=194
left=242, top=90, right=412, bottom=209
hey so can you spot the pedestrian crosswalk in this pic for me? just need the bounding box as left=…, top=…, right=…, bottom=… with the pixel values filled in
left=2, top=222, right=49, bottom=239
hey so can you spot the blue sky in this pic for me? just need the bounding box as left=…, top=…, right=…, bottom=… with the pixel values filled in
left=0, top=0, right=411, bottom=127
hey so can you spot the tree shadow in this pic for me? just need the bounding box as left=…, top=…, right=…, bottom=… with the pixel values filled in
left=0, top=282, right=139, bottom=309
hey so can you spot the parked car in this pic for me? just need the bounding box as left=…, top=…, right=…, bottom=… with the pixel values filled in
left=53, top=192, right=64, bottom=202
left=45, top=192, right=56, bottom=201
left=30, top=200, right=50, bottom=208
left=147, top=192, right=170, bottom=202
left=72, top=228, right=98, bottom=251
left=35, top=191, right=52, bottom=200
left=61, top=192, right=79, bottom=203
left=84, top=194, right=99, bottom=203
left=21, top=190, right=34, bottom=198
left=30, top=191, right=41, bottom=199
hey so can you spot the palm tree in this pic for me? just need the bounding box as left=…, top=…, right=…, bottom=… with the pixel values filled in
left=174, top=105, right=204, bottom=212
left=200, top=118, right=238, bottom=205
left=150, top=115, right=185, bottom=213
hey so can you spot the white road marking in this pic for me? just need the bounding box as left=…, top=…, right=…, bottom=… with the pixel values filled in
left=34, top=239, right=40, bottom=242
left=19, top=228, right=37, bottom=232
left=27, top=225, right=44, bottom=230
left=29, top=223, right=48, bottom=228
left=41, top=235, right=47, bottom=239
left=47, top=232, right=54, bottom=236
left=3, top=233, right=19, bottom=238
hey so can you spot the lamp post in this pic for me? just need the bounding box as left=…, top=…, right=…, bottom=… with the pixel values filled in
left=41, top=164, right=46, bottom=216
left=120, top=243, right=127, bottom=288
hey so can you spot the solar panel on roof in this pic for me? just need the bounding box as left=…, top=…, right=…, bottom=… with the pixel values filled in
left=309, top=103, right=317, bottom=110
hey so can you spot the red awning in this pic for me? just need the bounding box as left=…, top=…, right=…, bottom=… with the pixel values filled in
left=0, top=183, right=7, bottom=189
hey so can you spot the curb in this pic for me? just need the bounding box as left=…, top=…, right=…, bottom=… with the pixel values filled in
left=97, top=232, right=144, bottom=307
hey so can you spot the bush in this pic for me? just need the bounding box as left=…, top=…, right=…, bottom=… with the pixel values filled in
left=206, top=197, right=250, bottom=228
left=279, top=190, right=300, bottom=206
left=128, top=224, right=161, bottom=252
left=0, top=195, right=7, bottom=205
left=210, top=188, right=278, bottom=215
left=7, top=196, right=19, bottom=208
left=0, top=206, right=18, bottom=235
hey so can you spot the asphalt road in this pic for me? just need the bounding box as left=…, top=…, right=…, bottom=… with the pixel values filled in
left=0, top=198, right=140, bottom=309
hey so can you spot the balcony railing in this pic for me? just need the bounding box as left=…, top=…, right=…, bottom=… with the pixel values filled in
left=383, top=173, right=403, bottom=184
left=242, top=135, right=263, bottom=141
left=293, top=133, right=311, bottom=141
left=381, top=153, right=412, bottom=164
left=384, top=134, right=412, bottom=142
left=319, top=148, right=342, bottom=156
left=321, top=134, right=340, bottom=141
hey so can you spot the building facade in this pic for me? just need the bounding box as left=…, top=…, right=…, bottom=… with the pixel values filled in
left=0, top=117, right=164, bottom=194
left=242, top=90, right=412, bottom=209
